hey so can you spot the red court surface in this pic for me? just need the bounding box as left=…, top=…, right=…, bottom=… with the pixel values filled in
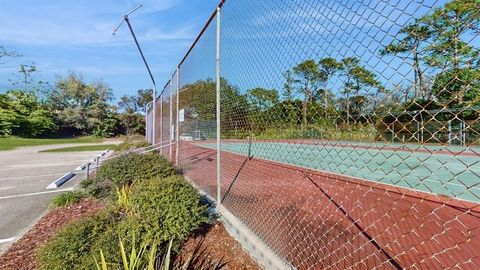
left=177, top=142, right=480, bottom=270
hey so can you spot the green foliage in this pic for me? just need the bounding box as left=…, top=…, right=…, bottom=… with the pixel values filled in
left=0, top=136, right=104, bottom=151
left=256, top=124, right=378, bottom=142
left=84, top=152, right=175, bottom=197
left=0, top=90, right=57, bottom=137
left=179, top=78, right=249, bottom=131
left=39, top=144, right=116, bottom=153
left=117, top=90, right=152, bottom=136
left=115, top=135, right=149, bottom=152
left=432, top=67, right=480, bottom=106
left=50, top=191, right=87, bottom=208
left=37, top=210, right=118, bottom=270
left=48, top=73, right=118, bottom=137
left=0, top=108, right=17, bottom=136
left=93, top=234, right=162, bottom=270
left=130, top=176, right=209, bottom=243
left=40, top=167, right=208, bottom=270
left=423, top=0, right=480, bottom=70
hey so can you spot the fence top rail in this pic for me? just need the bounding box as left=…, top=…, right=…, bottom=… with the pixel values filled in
left=177, top=0, right=225, bottom=68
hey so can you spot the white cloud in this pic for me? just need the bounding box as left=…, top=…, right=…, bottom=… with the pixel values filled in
left=0, top=0, right=192, bottom=45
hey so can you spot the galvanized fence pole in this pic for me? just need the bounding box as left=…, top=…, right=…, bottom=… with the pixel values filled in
left=152, top=87, right=156, bottom=145
left=216, top=6, right=221, bottom=204
left=176, top=67, right=180, bottom=166
left=145, top=105, right=148, bottom=141
left=169, top=76, right=174, bottom=162
left=160, top=93, right=163, bottom=154
left=86, top=162, right=90, bottom=180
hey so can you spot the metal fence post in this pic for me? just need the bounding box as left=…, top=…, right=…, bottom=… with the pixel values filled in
left=176, top=67, right=180, bottom=166
left=216, top=6, right=221, bottom=204
left=169, top=76, right=174, bottom=161
left=86, top=162, right=90, bottom=180
left=145, top=105, right=148, bottom=141
left=160, top=93, right=163, bottom=154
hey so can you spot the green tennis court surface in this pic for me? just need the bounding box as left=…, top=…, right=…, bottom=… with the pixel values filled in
left=201, top=141, right=480, bottom=203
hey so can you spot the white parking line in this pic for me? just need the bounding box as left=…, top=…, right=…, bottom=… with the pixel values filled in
left=0, top=188, right=74, bottom=200
left=0, top=173, right=66, bottom=181
left=0, top=237, right=15, bottom=244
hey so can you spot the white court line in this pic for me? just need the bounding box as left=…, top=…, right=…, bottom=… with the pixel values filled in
left=0, top=237, right=15, bottom=244
left=0, top=188, right=74, bottom=200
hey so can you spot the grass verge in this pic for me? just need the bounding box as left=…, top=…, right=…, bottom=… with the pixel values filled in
left=40, top=144, right=116, bottom=153
left=0, top=137, right=104, bottom=151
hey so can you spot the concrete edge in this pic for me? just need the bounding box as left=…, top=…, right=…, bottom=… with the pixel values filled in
left=182, top=174, right=294, bottom=270
left=217, top=205, right=295, bottom=270
left=46, top=172, right=75, bottom=189
left=75, top=162, right=88, bottom=171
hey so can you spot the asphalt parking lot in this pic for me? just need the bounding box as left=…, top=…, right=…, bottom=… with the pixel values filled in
left=0, top=143, right=109, bottom=253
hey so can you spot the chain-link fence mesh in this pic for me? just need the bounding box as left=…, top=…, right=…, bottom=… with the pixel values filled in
left=148, top=0, right=480, bottom=268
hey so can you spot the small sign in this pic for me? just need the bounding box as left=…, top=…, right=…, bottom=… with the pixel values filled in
left=179, top=109, right=185, bottom=122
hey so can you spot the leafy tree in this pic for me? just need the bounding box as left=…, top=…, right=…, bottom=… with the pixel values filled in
left=290, top=60, right=327, bottom=127
left=0, top=90, right=56, bottom=137
left=247, top=88, right=279, bottom=112
left=179, top=78, right=248, bottom=136
left=431, top=67, right=480, bottom=106
left=135, top=89, right=154, bottom=113
left=318, top=58, right=343, bottom=117
left=340, top=57, right=383, bottom=122
left=380, top=20, right=431, bottom=98
left=246, top=88, right=280, bottom=130
left=48, top=73, right=116, bottom=136
left=423, top=0, right=480, bottom=70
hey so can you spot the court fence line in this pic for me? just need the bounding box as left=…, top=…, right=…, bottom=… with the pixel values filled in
left=146, top=0, right=480, bottom=269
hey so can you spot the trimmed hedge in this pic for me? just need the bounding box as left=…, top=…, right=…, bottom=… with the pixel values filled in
left=37, top=210, right=119, bottom=270
left=130, top=176, right=209, bottom=242
left=82, top=152, right=175, bottom=197
left=115, top=135, right=149, bottom=152
left=38, top=176, right=209, bottom=269
left=49, top=191, right=87, bottom=208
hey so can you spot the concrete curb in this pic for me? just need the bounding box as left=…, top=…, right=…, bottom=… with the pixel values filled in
left=75, top=162, right=88, bottom=171
left=46, top=172, right=74, bottom=189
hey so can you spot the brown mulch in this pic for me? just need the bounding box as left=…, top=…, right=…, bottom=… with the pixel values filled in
left=0, top=198, right=105, bottom=270
left=1, top=198, right=259, bottom=270
left=174, top=222, right=260, bottom=270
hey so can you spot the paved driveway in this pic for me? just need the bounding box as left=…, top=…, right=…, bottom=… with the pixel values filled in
left=0, top=143, right=111, bottom=253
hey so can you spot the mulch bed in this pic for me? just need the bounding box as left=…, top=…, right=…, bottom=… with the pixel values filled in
left=0, top=198, right=105, bottom=270
left=174, top=222, right=260, bottom=270
left=1, top=198, right=259, bottom=270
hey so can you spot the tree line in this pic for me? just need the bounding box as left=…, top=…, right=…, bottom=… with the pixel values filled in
left=0, top=60, right=152, bottom=137
left=177, top=0, right=480, bottom=142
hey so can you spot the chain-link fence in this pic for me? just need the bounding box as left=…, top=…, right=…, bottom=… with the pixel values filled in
left=146, top=0, right=480, bottom=268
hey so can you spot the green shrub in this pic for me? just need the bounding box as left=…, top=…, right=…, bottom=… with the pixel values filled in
left=50, top=191, right=87, bottom=208
left=115, top=135, right=149, bottom=152
left=130, top=176, right=209, bottom=243
left=78, top=218, right=140, bottom=270
left=37, top=210, right=119, bottom=270
left=82, top=152, right=175, bottom=197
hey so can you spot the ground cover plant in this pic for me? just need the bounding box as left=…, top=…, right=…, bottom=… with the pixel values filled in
left=37, top=139, right=211, bottom=270
left=81, top=151, right=176, bottom=197
left=49, top=191, right=88, bottom=208
left=39, top=144, right=116, bottom=153
left=114, top=134, right=150, bottom=152
left=0, top=136, right=104, bottom=151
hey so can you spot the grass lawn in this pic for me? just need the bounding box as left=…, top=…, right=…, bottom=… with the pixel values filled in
left=0, top=137, right=105, bottom=151
left=39, top=144, right=116, bottom=153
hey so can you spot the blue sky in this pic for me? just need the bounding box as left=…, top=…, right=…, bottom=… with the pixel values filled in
left=2, top=0, right=473, bottom=105
left=0, top=0, right=219, bottom=99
